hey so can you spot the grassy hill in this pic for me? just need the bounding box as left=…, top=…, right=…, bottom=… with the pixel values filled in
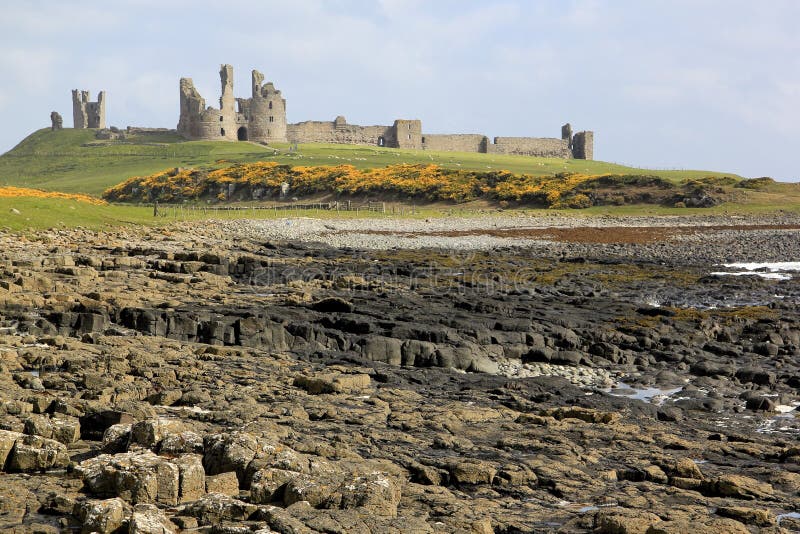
left=0, top=128, right=743, bottom=196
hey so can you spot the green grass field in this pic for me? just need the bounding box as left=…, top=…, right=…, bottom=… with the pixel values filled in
left=0, top=127, right=796, bottom=233
left=2, top=190, right=799, bottom=233
left=0, top=128, right=743, bottom=196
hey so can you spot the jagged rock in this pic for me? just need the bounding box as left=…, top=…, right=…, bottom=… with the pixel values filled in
left=540, top=406, right=621, bottom=424
left=173, top=454, right=206, bottom=503
left=78, top=497, right=126, bottom=534
left=180, top=493, right=257, bottom=524
left=446, top=459, right=497, bottom=485
left=293, top=372, right=371, bottom=394
left=102, top=423, right=132, bottom=453
left=644, top=517, right=749, bottom=534
left=23, top=413, right=81, bottom=444
left=716, top=506, right=775, bottom=527
left=333, top=471, right=402, bottom=517
left=0, top=429, right=22, bottom=467
left=655, top=457, right=703, bottom=480
left=703, top=474, right=774, bottom=500
left=158, top=431, right=204, bottom=455
left=129, top=418, right=187, bottom=450
left=0, top=483, right=37, bottom=525
left=206, top=471, right=240, bottom=496
left=360, top=336, right=403, bottom=365
left=129, top=503, right=178, bottom=534
left=77, top=451, right=202, bottom=505
left=6, top=433, right=70, bottom=472
left=311, top=297, right=355, bottom=313
left=2, top=219, right=800, bottom=532
left=147, top=389, right=183, bottom=406
left=79, top=409, right=136, bottom=441
left=203, top=431, right=276, bottom=486
left=250, top=467, right=300, bottom=504
left=595, top=508, right=662, bottom=534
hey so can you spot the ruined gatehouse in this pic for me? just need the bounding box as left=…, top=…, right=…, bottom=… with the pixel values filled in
left=178, top=65, right=287, bottom=144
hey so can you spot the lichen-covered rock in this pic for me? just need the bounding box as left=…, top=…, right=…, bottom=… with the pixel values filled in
left=293, top=372, right=371, bottom=395
left=0, top=429, right=22, bottom=467
left=128, top=503, right=177, bottom=534
left=24, top=413, right=81, bottom=444
left=704, top=475, right=774, bottom=500
left=77, top=451, right=202, bottom=505
left=334, top=471, right=402, bottom=517
left=129, top=418, right=187, bottom=450
left=644, top=517, right=750, bottom=534
left=6, top=434, right=70, bottom=472
left=250, top=467, right=300, bottom=504
left=716, top=506, right=775, bottom=527
left=158, top=430, right=204, bottom=455
left=595, top=508, right=663, bottom=534
left=206, top=471, right=240, bottom=496
left=0, top=483, right=37, bottom=525
left=173, top=454, right=206, bottom=503
left=447, top=459, right=497, bottom=485
left=180, top=493, right=257, bottom=524
left=78, top=497, right=126, bottom=534
left=102, top=423, right=132, bottom=453
left=203, top=431, right=277, bottom=486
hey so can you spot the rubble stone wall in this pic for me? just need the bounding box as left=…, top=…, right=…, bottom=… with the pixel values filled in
left=421, top=134, right=487, bottom=153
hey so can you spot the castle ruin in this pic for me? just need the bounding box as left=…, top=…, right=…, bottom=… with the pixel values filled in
left=72, top=90, right=105, bottom=129
left=178, top=65, right=594, bottom=159
left=178, top=65, right=286, bottom=143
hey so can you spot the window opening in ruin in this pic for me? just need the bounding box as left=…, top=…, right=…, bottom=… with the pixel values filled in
left=269, top=101, right=273, bottom=109
left=407, top=134, right=411, bottom=140
left=220, top=116, right=223, bottom=122
left=422, top=137, right=426, bottom=143
left=267, top=129, right=271, bottom=136
left=377, top=136, right=385, bottom=147
left=269, top=116, right=274, bottom=123
left=237, top=127, right=248, bottom=141
left=407, top=124, right=411, bottom=130
left=220, top=128, right=225, bottom=136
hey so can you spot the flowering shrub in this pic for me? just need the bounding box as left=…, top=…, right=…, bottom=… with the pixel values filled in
left=103, top=162, right=676, bottom=209
left=0, top=187, right=106, bottom=205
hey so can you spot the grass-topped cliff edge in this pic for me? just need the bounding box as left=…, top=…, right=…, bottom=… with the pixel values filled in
left=103, top=161, right=756, bottom=209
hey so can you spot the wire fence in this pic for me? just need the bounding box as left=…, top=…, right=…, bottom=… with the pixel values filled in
left=150, top=200, right=438, bottom=220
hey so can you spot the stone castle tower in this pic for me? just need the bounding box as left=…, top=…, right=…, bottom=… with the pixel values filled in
left=177, top=65, right=287, bottom=143
left=72, top=90, right=105, bottom=129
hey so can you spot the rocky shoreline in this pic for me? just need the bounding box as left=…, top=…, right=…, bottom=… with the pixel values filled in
left=0, top=215, right=799, bottom=533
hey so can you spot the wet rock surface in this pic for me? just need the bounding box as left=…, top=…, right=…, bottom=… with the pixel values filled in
left=0, top=216, right=798, bottom=532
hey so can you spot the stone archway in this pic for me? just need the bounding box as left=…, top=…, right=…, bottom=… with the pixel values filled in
left=237, top=127, right=248, bottom=141
left=377, top=136, right=385, bottom=147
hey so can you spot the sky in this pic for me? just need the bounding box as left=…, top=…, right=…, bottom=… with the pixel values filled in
left=1, top=0, right=799, bottom=180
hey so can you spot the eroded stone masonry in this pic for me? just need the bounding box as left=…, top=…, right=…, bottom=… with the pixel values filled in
left=72, top=89, right=105, bottom=129
left=178, top=65, right=594, bottom=159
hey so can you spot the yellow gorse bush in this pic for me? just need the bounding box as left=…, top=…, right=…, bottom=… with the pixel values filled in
left=0, top=187, right=106, bottom=205
left=103, top=162, right=670, bottom=208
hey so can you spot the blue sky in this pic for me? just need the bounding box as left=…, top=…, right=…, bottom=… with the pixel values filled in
left=1, top=0, right=798, bottom=180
